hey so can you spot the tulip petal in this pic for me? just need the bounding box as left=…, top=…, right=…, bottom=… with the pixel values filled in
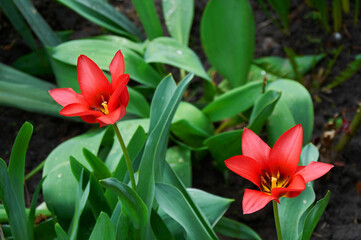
left=96, top=106, right=126, bottom=127
left=60, top=103, right=102, bottom=117
left=108, top=75, right=129, bottom=111
left=242, top=189, right=276, bottom=214
left=269, top=124, right=303, bottom=175
left=109, top=50, right=125, bottom=89
left=242, top=128, right=271, bottom=170
left=224, top=156, right=262, bottom=188
left=49, top=88, right=86, bottom=107
left=80, top=115, right=98, bottom=124
left=295, top=161, right=333, bottom=183
left=271, top=174, right=306, bottom=199
left=77, top=55, right=112, bottom=106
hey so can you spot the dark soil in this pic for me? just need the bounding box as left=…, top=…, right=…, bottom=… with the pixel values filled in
left=1, top=0, right=361, bottom=240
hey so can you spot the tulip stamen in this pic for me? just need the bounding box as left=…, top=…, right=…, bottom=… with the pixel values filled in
left=101, top=101, right=109, bottom=115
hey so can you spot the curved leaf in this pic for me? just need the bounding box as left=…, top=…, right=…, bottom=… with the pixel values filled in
left=145, top=37, right=209, bottom=80
left=201, top=0, right=255, bottom=87
left=89, top=212, right=115, bottom=240
left=214, top=217, right=261, bottom=240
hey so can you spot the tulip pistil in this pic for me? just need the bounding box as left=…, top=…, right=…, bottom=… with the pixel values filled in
left=101, top=101, right=109, bottom=115
left=260, top=169, right=290, bottom=194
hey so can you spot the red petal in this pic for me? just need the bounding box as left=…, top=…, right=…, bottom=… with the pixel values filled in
left=60, top=103, right=102, bottom=117
left=271, top=174, right=306, bottom=199
left=242, top=189, right=276, bottom=214
left=242, top=128, right=271, bottom=170
left=295, top=161, right=333, bottom=183
left=269, top=124, right=303, bottom=175
left=96, top=106, right=126, bottom=127
left=224, top=155, right=262, bottom=188
left=108, top=75, right=129, bottom=111
left=49, top=88, right=86, bottom=107
left=80, top=115, right=98, bottom=124
left=109, top=50, right=125, bottom=89
left=77, top=55, right=112, bottom=106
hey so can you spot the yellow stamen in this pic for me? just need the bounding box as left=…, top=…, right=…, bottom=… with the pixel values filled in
left=101, top=101, right=109, bottom=115
left=271, top=177, right=278, bottom=189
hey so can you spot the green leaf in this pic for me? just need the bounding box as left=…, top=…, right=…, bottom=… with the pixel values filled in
left=130, top=0, right=163, bottom=40
left=150, top=209, right=174, bottom=240
left=128, top=87, right=150, bottom=118
left=247, top=64, right=279, bottom=82
left=201, top=0, right=255, bottom=87
left=83, top=148, right=112, bottom=180
left=203, top=130, right=243, bottom=169
left=248, top=90, right=281, bottom=134
left=301, top=191, right=331, bottom=240
left=162, top=0, right=194, bottom=45
left=50, top=39, right=162, bottom=88
left=13, top=0, right=61, bottom=47
left=145, top=37, right=209, bottom=80
left=253, top=54, right=325, bottom=80
left=266, top=79, right=313, bottom=146
left=314, top=0, right=331, bottom=32
left=171, top=102, right=214, bottom=147
left=28, top=177, right=46, bottom=239
left=57, top=0, right=142, bottom=40
left=12, top=49, right=52, bottom=76
left=136, top=74, right=194, bottom=220
left=214, top=217, right=261, bottom=240
left=188, top=188, right=233, bottom=226
left=89, top=212, right=115, bottom=240
left=35, top=218, right=57, bottom=240
left=91, top=35, right=146, bottom=54
left=267, top=0, right=291, bottom=30
left=8, top=122, right=33, bottom=207
left=202, top=81, right=263, bottom=122
left=0, top=0, right=37, bottom=50
left=155, top=183, right=216, bottom=240
left=0, top=159, right=29, bottom=240
left=54, top=223, right=70, bottom=240
left=100, top=178, right=148, bottom=229
left=165, top=146, right=192, bottom=187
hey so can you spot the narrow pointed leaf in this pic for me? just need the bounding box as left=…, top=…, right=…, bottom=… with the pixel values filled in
left=151, top=209, right=174, bottom=240
left=28, top=177, right=46, bottom=239
left=145, top=37, right=209, bottom=80
left=214, top=217, right=261, bottom=240
left=54, top=223, right=70, bottom=240
left=83, top=148, right=111, bottom=180
left=89, top=212, right=115, bottom=240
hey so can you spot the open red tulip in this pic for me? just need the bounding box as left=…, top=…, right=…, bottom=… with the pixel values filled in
left=224, top=124, right=333, bottom=214
left=49, top=50, right=129, bottom=127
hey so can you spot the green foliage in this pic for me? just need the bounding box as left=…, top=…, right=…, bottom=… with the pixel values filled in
left=201, top=0, right=255, bottom=87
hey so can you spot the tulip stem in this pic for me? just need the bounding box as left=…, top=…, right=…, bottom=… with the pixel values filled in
left=273, top=201, right=283, bottom=240
left=112, top=124, right=136, bottom=190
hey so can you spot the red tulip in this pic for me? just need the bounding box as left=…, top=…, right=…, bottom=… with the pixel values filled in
left=49, top=50, right=129, bottom=127
left=225, top=125, right=333, bottom=214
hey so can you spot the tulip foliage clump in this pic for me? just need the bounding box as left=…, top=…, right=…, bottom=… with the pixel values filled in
left=0, top=0, right=337, bottom=239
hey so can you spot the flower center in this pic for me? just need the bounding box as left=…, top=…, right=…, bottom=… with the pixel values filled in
left=100, top=101, right=109, bottom=115
left=260, top=170, right=290, bottom=194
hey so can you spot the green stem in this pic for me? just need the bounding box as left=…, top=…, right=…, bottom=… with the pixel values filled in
left=273, top=201, right=283, bottom=240
left=112, top=124, right=136, bottom=190
left=25, top=160, right=45, bottom=181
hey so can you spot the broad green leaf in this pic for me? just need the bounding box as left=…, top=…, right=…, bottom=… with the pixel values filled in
left=89, top=212, right=115, bottom=240
left=202, top=81, right=263, bottom=122
left=12, top=49, right=52, bottom=76
left=203, top=130, right=243, bottom=169
left=35, top=218, right=57, bottom=240
left=57, top=0, right=142, bottom=40
left=50, top=39, right=162, bottom=88
left=13, top=0, right=61, bottom=47
left=278, top=144, right=319, bottom=240
left=162, top=0, right=194, bottom=45
left=266, top=79, right=313, bottom=146
left=0, top=0, right=37, bottom=50
left=100, top=178, right=148, bottom=229
left=83, top=148, right=112, bottom=180
left=137, top=74, right=193, bottom=216
left=171, top=101, right=214, bottom=147
left=8, top=122, right=33, bottom=208
left=0, top=159, right=29, bottom=240
left=201, top=0, right=255, bottom=87
left=68, top=171, right=91, bottom=240
left=188, top=188, right=233, bottom=226
left=130, top=0, right=163, bottom=40
left=165, top=146, right=191, bottom=187
left=54, top=223, right=70, bottom=240
left=128, top=87, right=150, bottom=118
left=162, top=163, right=218, bottom=239
left=150, top=209, right=174, bottom=240
left=155, top=183, right=216, bottom=240
left=253, top=54, right=325, bottom=80
left=214, top=217, right=261, bottom=240
left=91, top=35, right=146, bottom=54
left=301, top=191, right=331, bottom=240
left=145, top=37, right=209, bottom=80
left=248, top=90, right=281, bottom=134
